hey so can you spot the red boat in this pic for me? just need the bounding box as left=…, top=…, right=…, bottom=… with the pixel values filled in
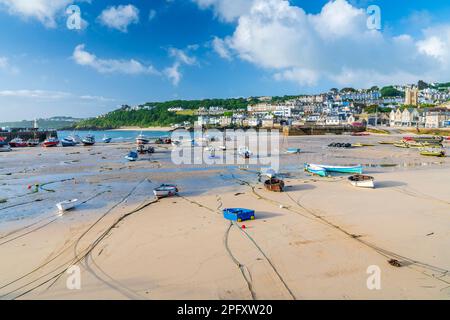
left=9, top=138, right=28, bottom=148
left=351, top=132, right=370, bottom=137
left=42, top=137, right=59, bottom=147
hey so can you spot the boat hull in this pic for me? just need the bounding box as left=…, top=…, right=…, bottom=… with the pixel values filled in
left=348, top=175, right=375, bottom=188
left=56, top=199, right=79, bottom=213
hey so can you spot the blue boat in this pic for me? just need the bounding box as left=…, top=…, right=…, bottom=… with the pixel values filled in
left=125, top=151, right=138, bottom=161
left=102, top=135, right=112, bottom=143
left=304, top=163, right=363, bottom=177
left=223, top=208, right=256, bottom=222
left=61, top=138, right=77, bottom=147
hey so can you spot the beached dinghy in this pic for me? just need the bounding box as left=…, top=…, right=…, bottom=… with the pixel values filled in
left=125, top=151, right=138, bottom=161
left=56, top=199, right=79, bottom=214
left=348, top=174, right=375, bottom=188
left=102, top=135, right=112, bottom=143
left=153, top=184, right=178, bottom=199
left=420, top=148, right=446, bottom=157
left=61, top=138, right=77, bottom=147
left=82, top=134, right=95, bottom=146
left=136, top=133, right=150, bottom=145
left=0, top=139, right=11, bottom=152
left=27, top=139, right=40, bottom=147
left=42, top=137, right=59, bottom=147
left=9, top=138, right=28, bottom=148
left=304, top=163, right=363, bottom=177
left=264, top=178, right=285, bottom=192
left=260, top=168, right=277, bottom=179
left=286, top=148, right=301, bottom=154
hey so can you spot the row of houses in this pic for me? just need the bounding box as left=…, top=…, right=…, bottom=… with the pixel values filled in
left=389, top=108, right=450, bottom=128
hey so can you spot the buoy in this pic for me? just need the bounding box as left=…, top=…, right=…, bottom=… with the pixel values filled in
left=241, top=225, right=246, bottom=229
left=27, top=185, right=31, bottom=189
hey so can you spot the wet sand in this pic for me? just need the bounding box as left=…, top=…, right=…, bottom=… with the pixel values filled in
left=0, top=135, right=449, bottom=300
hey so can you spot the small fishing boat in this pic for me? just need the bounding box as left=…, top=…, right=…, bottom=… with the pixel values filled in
left=66, top=134, right=81, bottom=144
left=420, top=148, right=446, bottom=157
left=9, top=138, right=28, bottom=148
left=27, top=139, right=40, bottom=147
left=393, top=142, right=409, bottom=148
left=286, top=148, right=301, bottom=154
left=42, top=137, right=59, bottom=147
left=125, top=151, right=138, bottom=161
left=136, top=133, right=150, bottom=145
left=82, top=134, right=95, bottom=146
left=304, top=164, right=327, bottom=177
left=348, top=174, right=375, bottom=188
left=61, top=138, right=77, bottom=147
left=102, top=135, right=112, bottom=143
left=0, top=139, right=11, bottom=152
left=153, top=184, right=178, bottom=199
left=264, top=178, right=285, bottom=192
left=351, top=132, right=370, bottom=136
left=238, top=147, right=252, bottom=159
left=223, top=208, right=255, bottom=222
left=260, top=168, right=277, bottom=179
left=378, top=141, right=395, bottom=145
left=353, top=143, right=375, bottom=147
left=304, top=163, right=363, bottom=177
left=56, top=199, right=79, bottom=214
left=218, top=145, right=226, bottom=151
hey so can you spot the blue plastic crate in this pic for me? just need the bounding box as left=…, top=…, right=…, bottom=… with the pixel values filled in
left=223, top=208, right=256, bottom=222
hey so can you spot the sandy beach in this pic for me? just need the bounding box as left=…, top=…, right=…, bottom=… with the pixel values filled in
left=0, top=134, right=449, bottom=300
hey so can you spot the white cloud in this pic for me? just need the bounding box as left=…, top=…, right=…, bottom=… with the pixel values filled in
left=98, top=4, right=139, bottom=32
left=212, top=37, right=232, bottom=60
left=0, top=57, right=19, bottom=74
left=210, top=0, right=450, bottom=88
left=72, top=44, right=159, bottom=75
left=0, top=89, right=70, bottom=99
left=164, top=47, right=198, bottom=85
left=164, top=62, right=182, bottom=86
left=168, top=48, right=197, bottom=65
left=192, top=0, right=252, bottom=22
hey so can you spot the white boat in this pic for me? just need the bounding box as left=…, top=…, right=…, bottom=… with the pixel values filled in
left=238, top=146, right=252, bottom=158
left=0, top=144, right=11, bottom=152
left=348, top=175, right=375, bottom=188
left=153, top=184, right=178, bottom=199
left=218, top=145, right=226, bottom=151
left=260, top=168, right=277, bottom=179
left=136, top=132, right=150, bottom=145
left=286, top=148, right=301, bottom=154
left=56, top=199, right=79, bottom=213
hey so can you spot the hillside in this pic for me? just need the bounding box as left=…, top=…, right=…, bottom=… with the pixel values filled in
left=0, top=117, right=83, bottom=130
left=74, top=97, right=280, bottom=129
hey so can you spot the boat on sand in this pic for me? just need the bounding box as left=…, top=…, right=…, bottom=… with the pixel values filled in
left=153, top=184, right=178, bottom=199
left=420, top=148, right=446, bottom=157
left=304, top=163, right=363, bottom=177
left=56, top=199, right=79, bottom=214
left=264, top=178, right=285, bottom=192
left=125, top=151, right=138, bottom=161
left=348, top=174, right=375, bottom=188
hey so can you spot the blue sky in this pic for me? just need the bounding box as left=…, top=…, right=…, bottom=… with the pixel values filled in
left=1, top=0, right=450, bottom=121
